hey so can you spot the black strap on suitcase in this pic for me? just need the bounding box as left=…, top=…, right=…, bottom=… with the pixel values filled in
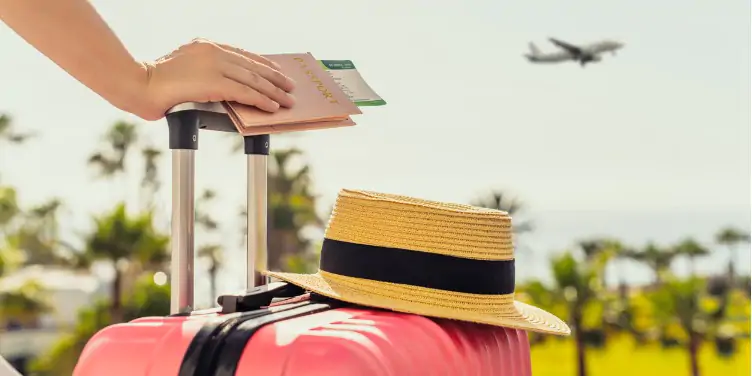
left=179, top=300, right=334, bottom=376
left=163, top=105, right=338, bottom=376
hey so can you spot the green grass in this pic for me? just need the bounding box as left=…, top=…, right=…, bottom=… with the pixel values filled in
left=530, top=336, right=750, bottom=376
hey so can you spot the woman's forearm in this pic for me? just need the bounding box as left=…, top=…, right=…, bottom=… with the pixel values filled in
left=0, top=0, right=149, bottom=114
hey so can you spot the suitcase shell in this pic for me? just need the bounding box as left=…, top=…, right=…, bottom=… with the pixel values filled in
left=73, top=104, right=534, bottom=376
left=74, top=307, right=531, bottom=376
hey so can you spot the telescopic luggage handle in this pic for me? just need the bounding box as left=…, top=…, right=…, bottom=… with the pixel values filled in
left=165, top=102, right=269, bottom=315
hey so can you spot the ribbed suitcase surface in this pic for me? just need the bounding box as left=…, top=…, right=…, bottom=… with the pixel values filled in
left=74, top=305, right=531, bottom=376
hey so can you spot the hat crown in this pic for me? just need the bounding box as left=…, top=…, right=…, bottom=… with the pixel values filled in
left=324, top=189, right=515, bottom=261
left=265, top=189, right=571, bottom=336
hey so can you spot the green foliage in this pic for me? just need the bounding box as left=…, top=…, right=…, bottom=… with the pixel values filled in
left=649, top=278, right=706, bottom=334
left=553, top=253, right=590, bottom=293
left=84, top=203, right=169, bottom=267
left=0, top=114, right=34, bottom=145
left=122, top=274, right=171, bottom=318
left=0, top=186, right=20, bottom=229
left=0, top=279, right=52, bottom=323
left=241, top=147, right=325, bottom=272
left=715, top=227, right=750, bottom=246
left=87, top=121, right=139, bottom=177
left=675, top=239, right=710, bottom=259
left=0, top=247, right=24, bottom=277
left=0, top=185, right=74, bottom=268
left=283, top=240, right=322, bottom=274
left=3, top=199, right=69, bottom=266
left=631, top=243, right=679, bottom=284
left=81, top=202, right=168, bottom=320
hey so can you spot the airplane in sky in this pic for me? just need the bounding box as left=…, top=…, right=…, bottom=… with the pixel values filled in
left=524, top=38, right=625, bottom=67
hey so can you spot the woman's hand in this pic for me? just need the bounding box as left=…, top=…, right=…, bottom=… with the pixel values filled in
left=2, top=0, right=293, bottom=121
left=137, top=38, right=296, bottom=120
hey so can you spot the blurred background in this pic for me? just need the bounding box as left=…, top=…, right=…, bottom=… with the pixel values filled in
left=0, top=0, right=749, bottom=375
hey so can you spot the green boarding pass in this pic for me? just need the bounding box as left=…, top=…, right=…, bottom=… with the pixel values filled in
left=319, top=60, right=387, bottom=107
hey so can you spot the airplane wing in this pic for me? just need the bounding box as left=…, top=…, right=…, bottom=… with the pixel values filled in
left=548, top=38, right=583, bottom=56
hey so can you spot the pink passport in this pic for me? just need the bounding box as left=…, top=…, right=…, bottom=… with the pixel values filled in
left=223, top=53, right=362, bottom=136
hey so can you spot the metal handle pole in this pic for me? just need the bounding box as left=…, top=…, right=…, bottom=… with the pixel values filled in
left=244, top=135, right=270, bottom=289
left=166, top=112, right=200, bottom=314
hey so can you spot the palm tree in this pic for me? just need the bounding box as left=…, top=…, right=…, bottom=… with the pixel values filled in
left=239, top=148, right=323, bottom=271
left=10, top=198, right=71, bottom=266
left=0, top=114, right=33, bottom=183
left=88, top=121, right=139, bottom=178
left=0, top=186, right=57, bottom=336
left=674, top=238, right=709, bottom=278
left=649, top=278, right=708, bottom=376
left=575, top=238, right=620, bottom=290
left=0, top=185, right=75, bottom=267
left=87, top=122, right=173, bottom=306
left=196, top=189, right=219, bottom=232
left=269, top=149, right=313, bottom=198
left=631, top=243, right=678, bottom=286
left=140, top=146, right=162, bottom=209
left=715, top=227, right=750, bottom=287
left=198, top=244, right=223, bottom=303
left=0, top=114, right=33, bottom=154
left=83, top=203, right=169, bottom=321
left=230, top=136, right=324, bottom=272
left=607, top=242, right=638, bottom=300
left=574, top=238, right=635, bottom=335
left=551, top=251, right=599, bottom=376
left=195, top=189, right=223, bottom=304
left=471, top=190, right=533, bottom=234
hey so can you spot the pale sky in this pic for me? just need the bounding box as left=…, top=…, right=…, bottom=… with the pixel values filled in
left=0, top=0, right=749, bottom=305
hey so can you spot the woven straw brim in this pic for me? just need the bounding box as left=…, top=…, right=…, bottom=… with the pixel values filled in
left=264, top=270, right=571, bottom=336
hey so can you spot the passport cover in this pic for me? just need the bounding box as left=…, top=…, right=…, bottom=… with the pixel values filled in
left=223, top=53, right=362, bottom=136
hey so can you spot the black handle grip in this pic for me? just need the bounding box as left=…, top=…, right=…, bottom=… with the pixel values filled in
left=243, top=134, right=270, bottom=156
left=166, top=111, right=200, bottom=150
left=166, top=109, right=271, bottom=154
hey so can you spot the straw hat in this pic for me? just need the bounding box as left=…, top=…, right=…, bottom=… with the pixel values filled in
left=264, top=189, right=570, bottom=336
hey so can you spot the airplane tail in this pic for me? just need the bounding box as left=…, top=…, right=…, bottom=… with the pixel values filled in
left=528, top=42, right=541, bottom=56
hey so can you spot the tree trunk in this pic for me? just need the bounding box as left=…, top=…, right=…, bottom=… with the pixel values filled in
left=688, top=331, right=700, bottom=376
left=267, top=229, right=284, bottom=271
left=617, top=261, right=629, bottom=301
left=618, top=280, right=628, bottom=302
left=727, top=245, right=737, bottom=288
left=111, top=268, right=123, bottom=323
left=209, top=267, right=217, bottom=305
left=653, top=266, right=663, bottom=287
left=573, top=307, right=587, bottom=376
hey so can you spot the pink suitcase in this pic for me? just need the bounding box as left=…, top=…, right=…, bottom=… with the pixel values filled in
left=73, top=104, right=533, bottom=376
